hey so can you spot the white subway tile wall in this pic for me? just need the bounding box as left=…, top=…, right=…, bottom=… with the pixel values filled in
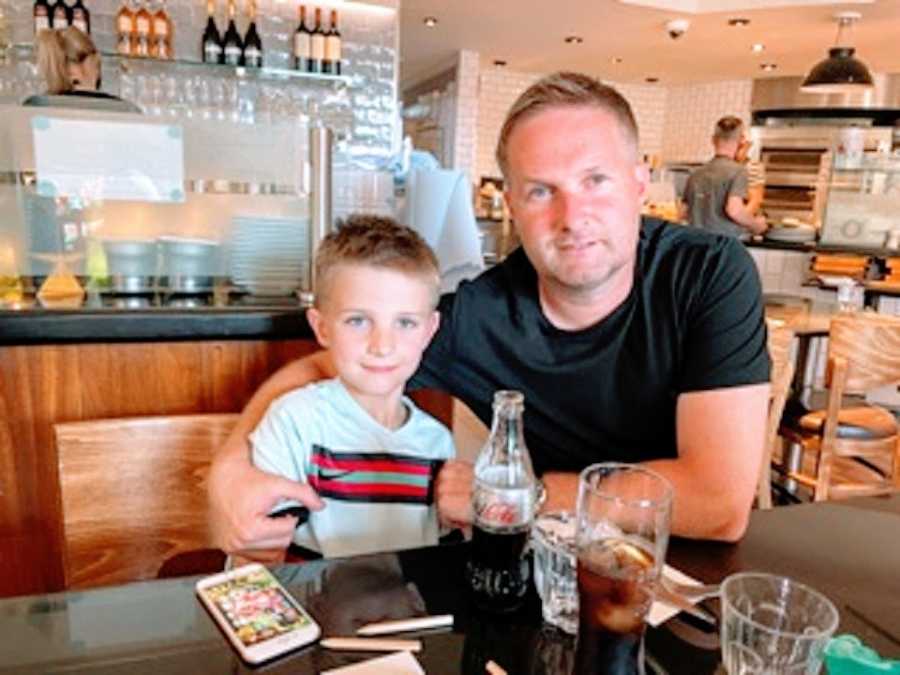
left=662, top=80, right=753, bottom=162
left=0, top=0, right=400, bottom=178
left=452, top=49, right=480, bottom=186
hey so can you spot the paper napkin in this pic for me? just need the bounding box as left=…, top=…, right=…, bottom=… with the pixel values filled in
left=647, top=564, right=707, bottom=627
left=322, top=651, right=426, bottom=675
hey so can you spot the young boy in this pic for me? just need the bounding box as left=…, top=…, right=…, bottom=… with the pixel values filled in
left=250, top=215, right=456, bottom=558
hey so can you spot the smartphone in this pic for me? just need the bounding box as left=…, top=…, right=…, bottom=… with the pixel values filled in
left=196, top=563, right=320, bottom=664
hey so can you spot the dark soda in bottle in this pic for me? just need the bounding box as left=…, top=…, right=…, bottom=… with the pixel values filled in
left=467, top=390, right=540, bottom=613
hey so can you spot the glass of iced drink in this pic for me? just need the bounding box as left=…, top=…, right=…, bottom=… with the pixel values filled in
left=573, top=463, right=673, bottom=675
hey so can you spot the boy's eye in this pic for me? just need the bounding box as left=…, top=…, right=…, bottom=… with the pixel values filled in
left=526, top=185, right=551, bottom=201
left=344, top=315, right=368, bottom=327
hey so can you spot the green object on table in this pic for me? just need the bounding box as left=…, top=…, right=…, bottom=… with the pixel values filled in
left=824, top=635, right=900, bottom=674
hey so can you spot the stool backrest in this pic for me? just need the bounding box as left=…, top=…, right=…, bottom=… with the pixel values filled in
left=827, top=313, right=900, bottom=393
left=55, top=413, right=238, bottom=589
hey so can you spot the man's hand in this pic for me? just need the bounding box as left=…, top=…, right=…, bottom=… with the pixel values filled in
left=434, top=460, right=474, bottom=528
left=208, top=457, right=324, bottom=560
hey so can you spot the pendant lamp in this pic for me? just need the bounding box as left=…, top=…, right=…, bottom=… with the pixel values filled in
left=800, top=12, right=874, bottom=94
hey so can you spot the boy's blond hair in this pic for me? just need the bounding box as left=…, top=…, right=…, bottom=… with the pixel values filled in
left=314, top=215, right=440, bottom=308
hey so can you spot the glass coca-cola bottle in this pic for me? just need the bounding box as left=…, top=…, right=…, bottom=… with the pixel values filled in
left=467, top=390, right=540, bottom=612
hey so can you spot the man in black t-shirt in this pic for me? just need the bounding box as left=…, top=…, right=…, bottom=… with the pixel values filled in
left=208, top=73, right=770, bottom=555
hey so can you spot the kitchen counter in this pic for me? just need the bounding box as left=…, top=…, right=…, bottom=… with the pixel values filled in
left=0, top=292, right=314, bottom=346
left=745, top=237, right=899, bottom=257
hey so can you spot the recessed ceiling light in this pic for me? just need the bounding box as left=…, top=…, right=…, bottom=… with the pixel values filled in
left=760, top=63, right=778, bottom=71
left=493, top=59, right=507, bottom=67
left=728, top=17, right=750, bottom=27
left=645, top=77, right=659, bottom=83
left=564, top=35, right=584, bottom=44
left=611, top=57, right=623, bottom=64
left=751, top=43, right=765, bottom=53
left=423, top=16, right=438, bottom=27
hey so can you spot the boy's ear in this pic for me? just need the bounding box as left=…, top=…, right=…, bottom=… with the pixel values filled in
left=306, top=307, right=330, bottom=348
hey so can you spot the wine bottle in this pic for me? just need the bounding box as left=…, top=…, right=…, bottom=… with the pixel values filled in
left=242, top=0, right=262, bottom=68
left=293, top=4, right=310, bottom=71
left=308, top=6, right=324, bottom=73
left=222, top=0, right=243, bottom=66
left=201, top=0, right=223, bottom=64
left=133, top=0, right=152, bottom=57
left=70, top=0, right=90, bottom=34
left=50, top=0, right=70, bottom=29
left=116, top=1, right=135, bottom=56
left=33, top=0, right=52, bottom=34
left=323, top=9, right=341, bottom=75
left=151, top=0, right=172, bottom=59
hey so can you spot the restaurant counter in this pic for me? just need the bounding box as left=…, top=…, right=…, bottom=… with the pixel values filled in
left=0, top=292, right=315, bottom=346
left=3, top=495, right=899, bottom=674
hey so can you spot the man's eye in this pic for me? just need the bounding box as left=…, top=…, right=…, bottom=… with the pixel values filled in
left=397, top=317, right=419, bottom=329
left=587, top=173, right=608, bottom=187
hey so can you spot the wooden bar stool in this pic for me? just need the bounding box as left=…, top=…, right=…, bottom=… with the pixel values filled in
left=55, top=414, right=237, bottom=589
left=778, top=313, right=900, bottom=501
left=758, top=321, right=795, bottom=509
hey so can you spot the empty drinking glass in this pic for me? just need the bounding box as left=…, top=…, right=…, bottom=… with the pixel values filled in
left=720, top=572, right=839, bottom=674
left=531, top=511, right=578, bottom=634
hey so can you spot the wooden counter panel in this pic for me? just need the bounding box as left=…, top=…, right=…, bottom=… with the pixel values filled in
left=0, top=339, right=320, bottom=596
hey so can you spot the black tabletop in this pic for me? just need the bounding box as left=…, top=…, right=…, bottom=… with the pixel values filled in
left=2, top=496, right=899, bottom=674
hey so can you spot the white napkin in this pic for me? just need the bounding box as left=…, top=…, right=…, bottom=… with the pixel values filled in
left=322, top=651, right=425, bottom=675
left=647, top=564, right=706, bottom=627
left=401, top=168, right=484, bottom=293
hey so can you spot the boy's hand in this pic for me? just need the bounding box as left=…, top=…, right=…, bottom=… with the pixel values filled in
left=434, top=460, right=475, bottom=528
left=209, top=460, right=324, bottom=559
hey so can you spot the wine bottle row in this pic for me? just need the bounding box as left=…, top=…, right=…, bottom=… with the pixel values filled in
left=202, top=0, right=263, bottom=68
left=116, top=1, right=173, bottom=60
left=293, top=5, right=342, bottom=75
left=33, top=0, right=91, bottom=35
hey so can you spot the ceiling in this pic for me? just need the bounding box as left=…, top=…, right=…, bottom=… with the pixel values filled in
left=398, top=0, right=900, bottom=90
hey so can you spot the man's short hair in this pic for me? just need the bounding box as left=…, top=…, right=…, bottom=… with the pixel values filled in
left=713, top=116, right=744, bottom=143
left=314, top=214, right=440, bottom=308
left=495, top=71, right=640, bottom=177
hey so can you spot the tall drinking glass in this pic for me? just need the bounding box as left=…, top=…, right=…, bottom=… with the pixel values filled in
left=574, top=463, right=673, bottom=675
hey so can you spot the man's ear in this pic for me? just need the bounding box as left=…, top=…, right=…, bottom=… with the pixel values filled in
left=424, top=310, right=441, bottom=343
left=633, top=162, right=650, bottom=200
left=306, top=307, right=330, bottom=348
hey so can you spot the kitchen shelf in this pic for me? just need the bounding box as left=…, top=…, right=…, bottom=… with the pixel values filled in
left=103, top=53, right=352, bottom=85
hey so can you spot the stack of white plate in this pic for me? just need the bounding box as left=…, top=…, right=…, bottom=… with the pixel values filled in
left=230, top=216, right=310, bottom=295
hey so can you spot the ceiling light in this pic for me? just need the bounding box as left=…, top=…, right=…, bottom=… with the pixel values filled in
left=645, top=77, right=659, bottom=83
left=611, top=57, right=623, bottom=64
left=493, top=60, right=507, bottom=67
left=728, top=18, right=750, bottom=27
left=564, top=35, right=583, bottom=44
left=423, top=16, right=438, bottom=27
left=760, top=63, right=777, bottom=72
left=751, top=43, right=765, bottom=53
left=801, top=12, right=874, bottom=94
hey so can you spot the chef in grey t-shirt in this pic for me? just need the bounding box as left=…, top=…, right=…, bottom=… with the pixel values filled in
left=682, top=116, right=767, bottom=240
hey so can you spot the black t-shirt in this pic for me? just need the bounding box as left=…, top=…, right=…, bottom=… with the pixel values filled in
left=410, top=217, right=770, bottom=476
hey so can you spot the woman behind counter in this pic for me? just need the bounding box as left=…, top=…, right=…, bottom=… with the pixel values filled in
left=24, top=27, right=140, bottom=113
